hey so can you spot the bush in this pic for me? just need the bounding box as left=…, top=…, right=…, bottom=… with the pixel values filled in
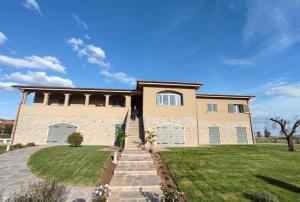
left=251, top=191, right=279, bottom=202
left=92, top=184, right=111, bottom=202
left=161, top=184, right=184, bottom=202
left=8, top=179, right=66, bottom=202
left=26, top=142, right=35, bottom=147
left=67, top=132, right=83, bottom=147
left=14, top=143, right=24, bottom=149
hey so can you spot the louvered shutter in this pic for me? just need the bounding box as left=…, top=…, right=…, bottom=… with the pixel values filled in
left=207, top=104, right=212, bottom=112
left=236, top=127, right=248, bottom=144
left=213, top=104, right=218, bottom=112
left=209, top=127, right=221, bottom=144
left=228, top=104, right=234, bottom=113
left=243, top=105, right=250, bottom=113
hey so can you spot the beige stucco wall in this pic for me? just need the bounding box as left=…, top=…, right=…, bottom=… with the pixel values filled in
left=196, top=98, right=254, bottom=144
left=142, top=86, right=197, bottom=117
left=13, top=104, right=129, bottom=145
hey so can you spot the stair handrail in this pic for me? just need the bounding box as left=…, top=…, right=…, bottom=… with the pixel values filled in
left=124, top=109, right=131, bottom=148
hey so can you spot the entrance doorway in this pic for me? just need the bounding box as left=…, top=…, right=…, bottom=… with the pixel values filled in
left=131, top=95, right=143, bottom=118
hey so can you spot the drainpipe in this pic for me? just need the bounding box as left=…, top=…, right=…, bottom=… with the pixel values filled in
left=11, top=90, right=24, bottom=144
left=247, top=100, right=256, bottom=144
left=195, top=95, right=200, bottom=146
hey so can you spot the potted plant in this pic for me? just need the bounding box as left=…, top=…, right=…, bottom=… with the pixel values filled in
left=145, top=130, right=156, bottom=153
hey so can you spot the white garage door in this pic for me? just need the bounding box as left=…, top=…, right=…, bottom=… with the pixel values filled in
left=157, top=124, right=184, bottom=147
left=47, top=123, right=77, bottom=144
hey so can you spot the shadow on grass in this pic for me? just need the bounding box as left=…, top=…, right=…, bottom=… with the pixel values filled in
left=255, top=175, right=300, bottom=193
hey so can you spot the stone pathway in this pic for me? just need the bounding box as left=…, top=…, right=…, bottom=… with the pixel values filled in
left=0, top=146, right=94, bottom=202
left=108, top=149, right=162, bottom=202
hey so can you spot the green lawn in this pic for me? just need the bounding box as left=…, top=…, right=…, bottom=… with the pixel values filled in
left=160, top=145, right=300, bottom=202
left=0, top=145, right=6, bottom=154
left=28, top=146, right=111, bottom=186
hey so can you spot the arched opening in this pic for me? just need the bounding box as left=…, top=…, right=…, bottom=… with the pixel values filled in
left=69, top=94, right=85, bottom=106
left=48, top=93, right=65, bottom=106
left=156, top=91, right=183, bottom=106
left=33, top=92, right=44, bottom=104
left=89, top=94, right=105, bottom=107
left=109, top=95, right=125, bottom=107
left=47, top=123, right=77, bottom=144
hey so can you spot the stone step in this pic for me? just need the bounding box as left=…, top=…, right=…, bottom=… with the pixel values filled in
left=119, top=155, right=152, bottom=161
left=110, top=174, right=160, bottom=189
left=122, top=150, right=148, bottom=154
left=117, top=161, right=154, bottom=166
left=108, top=189, right=162, bottom=202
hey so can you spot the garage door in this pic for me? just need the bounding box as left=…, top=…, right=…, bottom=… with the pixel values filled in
left=157, top=124, right=184, bottom=147
left=236, top=127, right=248, bottom=144
left=47, top=123, right=77, bottom=144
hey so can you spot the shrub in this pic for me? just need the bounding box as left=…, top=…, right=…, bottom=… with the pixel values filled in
left=8, top=179, right=66, bottom=202
left=161, top=184, right=184, bottom=202
left=26, top=142, right=35, bottom=147
left=251, top=191, right=279, bottom=202
left=92, top=184, right=111, bottom=202
left=14, top=143, right=24, bottom=149
left=67, top=132, right=83, bottom=147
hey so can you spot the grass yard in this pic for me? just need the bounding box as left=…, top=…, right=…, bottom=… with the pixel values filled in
left=28, top=145, right=111, bottom=186
left=0, top=145, right=6, bottom=154
left=160, top=144, right=300, bottom=202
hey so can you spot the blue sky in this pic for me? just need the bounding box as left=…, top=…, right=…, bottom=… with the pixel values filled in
left=0, top=0, right=300, bottom=132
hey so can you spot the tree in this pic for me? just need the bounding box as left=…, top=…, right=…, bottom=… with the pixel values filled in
left=256, top=131, right=262, bottom=137
left=270, top=117, right=300, bottom=152
left=264, top=128, right=271, bottom=138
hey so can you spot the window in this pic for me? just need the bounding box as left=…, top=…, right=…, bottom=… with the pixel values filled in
left=207, top=104, right=218, bottom=112
left=228, top=104, right=249, bottom=113
left=156, top=92, right=182, bottom=106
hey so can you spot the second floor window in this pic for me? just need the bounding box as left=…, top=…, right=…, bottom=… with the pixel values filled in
left=207, top=104, right=218, bottom=112
left=156, top=92, right=182, bottom=106
left=228, top=104, right=249, bottom=113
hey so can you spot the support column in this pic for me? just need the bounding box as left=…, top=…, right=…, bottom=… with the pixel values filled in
left=43, top=93, right=49, bottom=105
left=125, top=95, right=131, bottom=108
left=85, top=94, right=91, bottom=106
left=64, top=94, right=70, bottom=106
left=22, top=92, right=29, bottom=105
left=105, top=95, right=110, bottom=107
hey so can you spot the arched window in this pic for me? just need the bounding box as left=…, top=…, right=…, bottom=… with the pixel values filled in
left=156, top=92, right=182, bottom=106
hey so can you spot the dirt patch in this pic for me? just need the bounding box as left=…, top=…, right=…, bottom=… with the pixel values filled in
left=151, top=152, right=186, bottom=201
left=97, top=151, right=120, bottom=186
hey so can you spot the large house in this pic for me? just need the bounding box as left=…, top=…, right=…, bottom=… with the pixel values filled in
left=11, top=80, right=255, bottom=147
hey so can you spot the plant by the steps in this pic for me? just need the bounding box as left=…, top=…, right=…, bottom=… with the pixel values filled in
left=145, top=130, right=156, bottom=153
left=116, top=127, right=126, bottom=151
left=92, top=184, right=111, bottom=202
left=161, top=184, right=185, bottom=202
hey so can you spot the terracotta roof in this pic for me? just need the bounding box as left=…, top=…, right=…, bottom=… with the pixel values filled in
left=12, top=85, right=141, bottom=94
left=137, top=80, right=203, bottom=90
left=196, top=94, right=255, bottom=99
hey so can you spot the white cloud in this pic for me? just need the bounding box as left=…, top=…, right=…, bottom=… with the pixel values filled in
left=225, top=0, right=300, bottom=67
left=22, top=0, right=42, bottom=15
left=0, top=55, right=66, bottom=73
left=9, top=71, right=74, bottom=87
left=67, top=38, right=110, bottom=68
left=72, top=13, right=88, bottom=30
left=247, top=80, right=300, bottom=132
left=101, top=70, right=136, bottom=85
left=223, top=58, right=252, bottom=66
left=265, top=82, right=300, bottom=97
left=0, top=32, right=7, bottom=45
left=0, top=81, right=18, bottom=91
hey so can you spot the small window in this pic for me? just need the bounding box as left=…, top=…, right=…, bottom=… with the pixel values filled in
left=156, top=92, right=182, bottom=106
left=207, top=104, right=218, bottom=112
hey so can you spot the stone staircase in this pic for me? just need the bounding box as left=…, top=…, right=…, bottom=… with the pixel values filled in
left=126, top=118, right=142, bottom=149
left=108, top=149, right=162, bottom=202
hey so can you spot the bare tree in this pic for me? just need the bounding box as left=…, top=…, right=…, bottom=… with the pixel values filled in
left=270, top=117, right=300, bottom=152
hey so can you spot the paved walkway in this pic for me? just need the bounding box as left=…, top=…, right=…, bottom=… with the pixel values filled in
left=108, top=149, right=162, bottom=202
left=0, top=146, right=94, bottom=202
